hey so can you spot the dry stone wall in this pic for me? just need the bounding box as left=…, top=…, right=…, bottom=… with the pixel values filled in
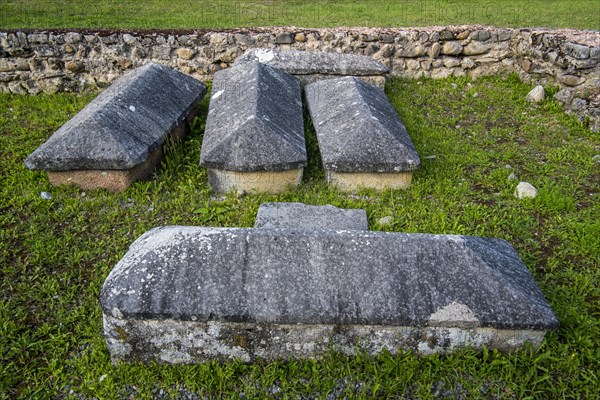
left=1, top=26, right=599, bottom=129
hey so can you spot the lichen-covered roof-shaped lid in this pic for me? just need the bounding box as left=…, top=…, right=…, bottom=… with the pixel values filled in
left=305, top=77, right=420, bottom=173
left=200, top=61, right=306, bottom=172
left=24, top=63, right=207, bottom=171
left=101, top=226, right=559, bottom=331
left=234, top=48, right=389, bottom=76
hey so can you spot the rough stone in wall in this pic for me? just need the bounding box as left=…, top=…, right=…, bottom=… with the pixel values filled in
left=100, top=225, right=559, bottom=363
left=199, top=61, right=306, bottom=194
left=24, top=63, right=207, bottom=191
left=305, top=76, right=420, bottom=190
left=0, top=26, right=598, bottom=130
left=233, top=48, right=389, bottom=88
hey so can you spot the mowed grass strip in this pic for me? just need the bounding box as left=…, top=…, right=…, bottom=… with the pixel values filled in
left=0, top=75, right=599, bottom=398
left=0, top=0, right=598, bottom=30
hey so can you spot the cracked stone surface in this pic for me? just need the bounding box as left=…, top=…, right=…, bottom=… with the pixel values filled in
left=101, top=226, right=558, bottom=362
left=254, top=202, right=369, bottom=230
left=24, top=63, right=206, bottom=171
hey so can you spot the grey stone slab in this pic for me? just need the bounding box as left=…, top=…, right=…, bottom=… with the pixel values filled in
left=101, top=226, right=558, bottom=362
left=233, top=48, right=389, bottom=77
left=199, top=61, right=306, bottom=173
left=24, top=63, right=207, bottom=171
left=305, top=77, right=420, bottom=178
left=294, top=73, right=386, bottom=89
left=254, top=202, right=369, bottom=230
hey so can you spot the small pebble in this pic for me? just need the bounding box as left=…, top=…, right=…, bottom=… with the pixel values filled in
left=508, top=172, right=518, bottom=181
left=592, top=155, right=600, bottom=163
left=526, top=85, right=545, bottom=104
left=451, top=83, right=458, bottom=88
left=515, top=182, right=538, bottom=199
left=40, top=191, right=52, bottom=200
left=129, top=105, right=136, bottom=112
left=378, top=216, right=393, bottom=226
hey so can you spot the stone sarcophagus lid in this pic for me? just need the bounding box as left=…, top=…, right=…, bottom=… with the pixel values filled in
left=305, top=76, right=421, bottom=191
left=101, top=224, right=558, bottom=364
left=233, top=48, right=390, bottom=88
left=200, top=61, right=306, bottom=194
left=25, top=63, right=207, bottom=191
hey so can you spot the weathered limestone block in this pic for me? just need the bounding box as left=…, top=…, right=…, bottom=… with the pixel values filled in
left=200, top=61, right=306, bottom=194
left=233, top=48, right=389, bottom=88
left=101, top=226, right=559, bottom=363
left=24, top=63, right=207, bottom=191
left=254, top=202, right=369, bottom=230
left=305, top=77, right=420, bottom=190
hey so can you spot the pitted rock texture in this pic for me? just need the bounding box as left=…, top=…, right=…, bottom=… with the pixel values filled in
left=199, top=61, right=306, bottom=173
left=305, top=77, right=420, bottom=188
left=104, top=316, right=547, bottom=363
left=24, top=63, right=206, bottom=172
left=254, top=202, right=369, bottom=230
left=101, top=226, right=558, bottom=362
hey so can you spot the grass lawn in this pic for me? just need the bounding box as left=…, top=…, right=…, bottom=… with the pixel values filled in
left=0, top=74, right=598, bottom=398
left=0, top=0, right=599, bottom=30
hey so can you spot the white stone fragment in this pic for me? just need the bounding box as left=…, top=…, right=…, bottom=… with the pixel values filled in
left=526, top=85, right=545, bottom=103
left=515, top=182, right=538, bottom=199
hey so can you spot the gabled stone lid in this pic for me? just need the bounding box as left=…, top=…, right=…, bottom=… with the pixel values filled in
left=200, top=61, right=306, bottom=172
left=24, top=63, right=206, bottom=171
left=305, top=76, right=420, bottom=173
left=101, top=226, right=559, bottom=331
left=234, top=48, right=389, bottom=76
